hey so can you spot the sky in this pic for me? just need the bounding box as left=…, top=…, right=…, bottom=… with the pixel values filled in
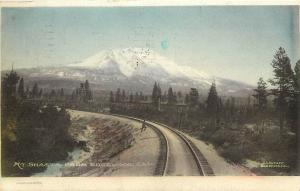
left=1, top=6, right=299, bottom=85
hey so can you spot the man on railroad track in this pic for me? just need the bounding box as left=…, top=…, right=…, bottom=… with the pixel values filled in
left=141, top=119, right=147, bottom=132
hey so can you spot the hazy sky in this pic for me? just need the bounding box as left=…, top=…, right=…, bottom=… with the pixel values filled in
left=1, top=7, right=299, bottom=85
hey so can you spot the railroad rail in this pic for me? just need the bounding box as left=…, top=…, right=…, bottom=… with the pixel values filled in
left=111, top=114, right=169, bottom=176
left=111, top=114, right=214, bottom=176
left=151, top=121, right=214, bottom=176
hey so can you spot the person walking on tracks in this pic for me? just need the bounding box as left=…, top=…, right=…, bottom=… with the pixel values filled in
left=141, top=119, right=147, bottom=132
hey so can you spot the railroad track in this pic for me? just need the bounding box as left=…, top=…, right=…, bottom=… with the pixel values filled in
left=112, top=114, right=214, bottom=176
left=151, top=121, right=214, bottom=176
left=111, top=114, right=169, bottom=176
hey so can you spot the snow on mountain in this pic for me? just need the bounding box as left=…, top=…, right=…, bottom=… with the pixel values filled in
left=68, top=48, right=212, bottom=84
left=12, top=48, right=253, bottom=96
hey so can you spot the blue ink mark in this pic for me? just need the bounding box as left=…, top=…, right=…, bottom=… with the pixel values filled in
left=161, top=39, right=169, bottom=50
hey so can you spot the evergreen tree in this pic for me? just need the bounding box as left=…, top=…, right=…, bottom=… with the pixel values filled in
left=60, top=88, right=64, bottom=97
left=184, top=94, right=190, bottom=105
left=84, top=80, right=90, bottom=94
left=87, top=90, right=93, bottom=101
left=157, top=83, right=162, bottom=100
left=129, top=93, right=134, bottom=103
left=134, top=92, right=139, bottom=103
left=152, top=82, right=158, bottom=102
left=75, top=88, right=79, bottom=97
left=38, top=89, right=43, bottom=98
left=162, top=91, right=167, bottom=103
left=32, top=83, right=39, bottom=98
left=121, top=89, right=126, bottom=102
left=1, top=69, right=20, bottom=140
left=152, top=82, right=161, bottom=107
left=2, top=69, right=20, bottom=101
left=288, top=60, right=300, bottom=134
left=206, top=82, right=219, bottom=116
left=49, top=89, right=56, bottom=99
left=17, top=78, right=25, bottom=98
left=71, top=90, right=76, bottom=100
left=294, top=60, right=300, bottom=172
left=167, top=87, right=174, bottom=104
left=25, top=86, right=30, bottom=98
left=115, top=88, right=121, bottom=103
left=177, top=91, right=182, bottom=99
left=189, top=88, right=199, bottom=106
left=246, top=95, right=253, bottom=116
left=79, top=83, right=85, bottom=101
left=230, top=97, right=236, bottom=117
left=294, top=60, right=300, bottom=91
left=173, top=93, right=177, bottom=104
left=139, top=92, right=144, bottom=102
left=218, top=97, right=224, bottom=113
left=269, top=47, right=295, bottom=135
left=224, top=98, right=231, bottom=118
left=109, top=91, right=114, bottom=103
left=253, top=77, right=268, bottom=111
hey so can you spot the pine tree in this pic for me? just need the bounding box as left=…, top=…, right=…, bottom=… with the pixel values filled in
left=60, top=88, right=64, bottom=97
left=157, top=83, right=162, bottom=100
left=253, top=77, right=268, bottom=111
left=189, top=88, right=199, bottom=106
left=1, top=69, right=20, bottom=117
left=121, top=89, right=126, bottom=102
left=84, top=80, right=90, bottom=93
left=129, top=93, right=134, bottom=103
left=25, top=86, right=30, bottom=98
left=173, top=93, right=177, bottom=104
left=162, top=91, right=167, bottom=103
left=184, top=94, right=190, bottom=105
left=294, top=60, right=300, bottom=173
left=38, top=89, right=43, bottom=98
left=152, top=82, right=157, bottom=102
left=206, top=82, right=219, bottom=117
left=288, top=60, right=300, bottom=133
left=32, top=83, right=39, bottom=98
left=110, top=91, right=114, bottom=103
left=230, top=97, right=235, bottom=117
left=294, top=60, right=300, bottom=91
left=17, top=78, right=25, bottom=98
left=71, top=90, right=76, bottom=100
left=115, top=88, right=121, bottom=103
left=152, top=82, right=161, bottom=107
left=139, top=92, right=144, bottom=102
left=218, top=97, right=224, bottom=113
left=177, top=91, right=182, bottom=99
left=224, top=98, right=231, bottom=118
left=75, top=88, right=79, bottom=96
left=2, top=69, right=19, bottom=99
left=269, top=47, right=295, bottom=135
left=1, top=69, right=20, bottom=145
left=167, top=87, right=174, bottom=105
left=79, top=83, right=85, bottom=101
left=134, top=92, right=139, bottom=103
left=49, top=89, right=56, bottom=99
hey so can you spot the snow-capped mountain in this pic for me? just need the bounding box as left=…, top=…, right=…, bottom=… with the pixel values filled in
left=12, top=48, right=253, bottom=96
left=69, top=48, right=212, bottom=84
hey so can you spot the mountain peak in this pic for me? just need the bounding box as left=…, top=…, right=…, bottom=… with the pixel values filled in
left=68, top=48, right=212, bottom=81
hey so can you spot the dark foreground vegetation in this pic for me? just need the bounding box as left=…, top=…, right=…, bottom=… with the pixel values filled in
left=1, top=71, right=75, bottom=176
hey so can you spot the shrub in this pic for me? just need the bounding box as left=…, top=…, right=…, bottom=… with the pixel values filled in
left=220, top=145, right=245, bottom=163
